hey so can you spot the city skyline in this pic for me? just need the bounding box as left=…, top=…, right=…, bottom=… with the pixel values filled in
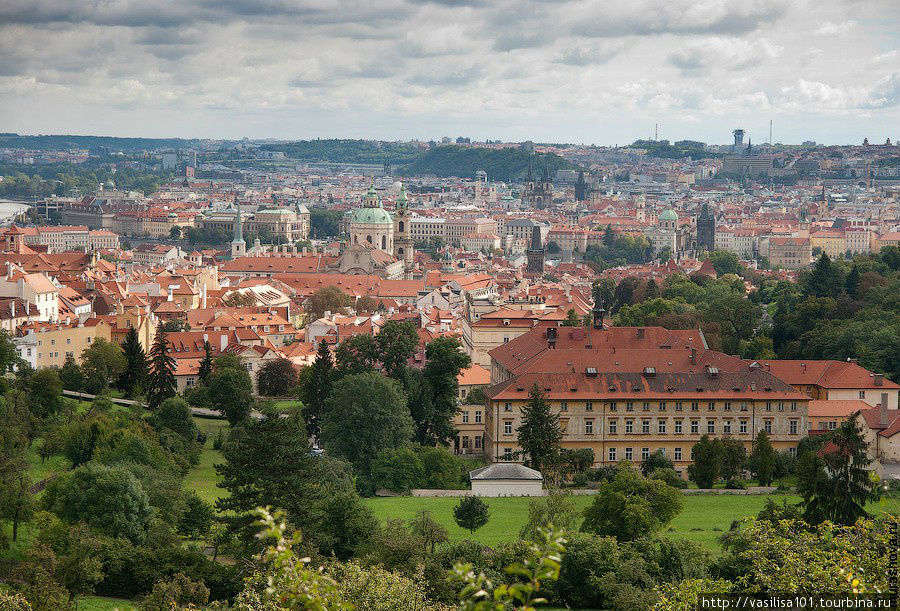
left=0, top=0, right=898, bottom=145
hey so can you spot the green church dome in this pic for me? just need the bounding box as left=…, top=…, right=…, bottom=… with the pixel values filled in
left=351, top=206, right=393, bottom=225
left=659, top=209, right=678, bottom=221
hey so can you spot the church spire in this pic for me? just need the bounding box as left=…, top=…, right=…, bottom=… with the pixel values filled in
left=231, top=195, right=246, bottom=258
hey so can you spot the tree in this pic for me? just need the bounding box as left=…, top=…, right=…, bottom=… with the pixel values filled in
left=747, top=430, right=776, bottom=485
left=257, top=357, right=298, bottom=396
left=160, top=318, right=190, bottom=332
left=147, top=331, right=176, bottom=410
left=687, top=435, right=721, bottom=489
left=142, top=572, right=210, bottom=611
left=306, top=285, right=351, bottom=320
left=118, top=327, right=148, bottom=398
left=845, top=264, right=861, bottom=298
left=409, top=510, right=448, bottom=554
left=413, top=336, right=471, bottom=446
left=519, top=491, right=580, bottom=541
left=708, top=250, right=741, bottom=276
left=640, top=448, right=673, bottom=477
left=150, top=397, right=197, bottom=442
left=334, top=334, right=378, bottom=376
left=370, top=447, right=425, bottom=493
left=517, top=383, right=561, bottom=473
left=80, top=338, right=126, bottom=393
left=59, top=354, right=85, bottom=391
left=581, top=466, right=683, bottom=541
left=198, top=341, right=213, bottom=384
left=804, top=252, right=842, bottom=298
left=719, top=437, right=747, bottom=482
left=796, top=417, right=878, bottom=525
left=43, top=463, right=152, bottom=544
left=561, top=308, right=582, bottom=326
left=28, top=367, right=62, bottom=419
left=321, top=372, right=413, bottom=478
left=316, top=492, right=379, bottom=560
left=374, top=320, right=419, bottom=379
left=177, top=493, right=214, bottom=539
left=0, top=470, right=34, bottom=542
left=208, top=366, right=253, bottom=425
left=303, top=339, right=333, bottom=439
left=453, top=495, right=490, bottom=534
left=168, top=226, right=182, bottom=240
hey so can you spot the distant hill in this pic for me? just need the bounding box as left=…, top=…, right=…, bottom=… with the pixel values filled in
left=260, top=139, right=420, bottom=165
left=630, top=139, right=720, bottom=161
left=0, top=134, right=203, bottom=151
left=399, top=146, right=581, bottom=180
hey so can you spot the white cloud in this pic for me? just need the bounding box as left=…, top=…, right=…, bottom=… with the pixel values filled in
left=814, top=21, right=856, bottom=36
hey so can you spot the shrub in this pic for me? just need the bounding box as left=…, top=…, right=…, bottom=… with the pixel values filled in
left=649, top=468, right=688, bottom=489
left=371, top=447, right=425, bottom=493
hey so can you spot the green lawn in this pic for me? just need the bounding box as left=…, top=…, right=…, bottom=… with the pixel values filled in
left=270, top=399, right=302, bottom=411
left=75, top=595, right=137, bottom=611
left=183, top=417, right=229, bottom=507
left=364, top=493, right=900, bottom=552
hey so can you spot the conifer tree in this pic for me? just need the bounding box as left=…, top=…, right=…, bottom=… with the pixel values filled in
left=118, top=327, right=148, bottom=398
left=198, top=341, right=213, bottom=384
left=517, top=383, right=562, bottom=472
left=303, top=339, right=333, bottom=439
left=147, top=331, right=176, bottom=409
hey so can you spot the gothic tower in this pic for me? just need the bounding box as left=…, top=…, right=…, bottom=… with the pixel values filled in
left=526, top=225, right=545, bottom=275
left=393, top=183, right=414, bottom=278
left=575, top=170, right=587, bottom=202
left=696, top=203, right=715, bottom=252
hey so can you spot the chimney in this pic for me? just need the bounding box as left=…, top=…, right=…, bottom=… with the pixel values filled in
left=880, top=400, right=888, bottom=427
left=10, top=300, right=14, bottom=318
left=637, top=328, right=645, bottom=339
left=873, top=373, right=884, bottom=386
left=690, top=347, right=696, bottom=365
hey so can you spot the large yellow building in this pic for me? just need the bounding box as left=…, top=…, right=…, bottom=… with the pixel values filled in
left=15, top=318, right=112, bottom=369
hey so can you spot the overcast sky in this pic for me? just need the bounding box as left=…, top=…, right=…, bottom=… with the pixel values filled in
left=1, top=0, right=898, bottom=145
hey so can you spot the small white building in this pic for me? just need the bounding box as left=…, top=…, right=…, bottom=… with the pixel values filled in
left=469, top=463, right=543, bottom=497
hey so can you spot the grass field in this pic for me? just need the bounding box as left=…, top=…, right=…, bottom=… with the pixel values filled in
left=75, top=596, right=137, bottom=611
left=364, top=492, right=900, bottom=551
left=183, top=417, right=229, bottom=507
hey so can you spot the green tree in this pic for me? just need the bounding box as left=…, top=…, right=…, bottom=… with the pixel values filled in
left=0, top=470, right=34, bottom=542
left=141, top=572, right=209, bottom=611
left=316, top=491, right=379, bottom=560
left=844, top=264, right=861, bottom=298
left=803, top=252, right=842, bottom=298
left=256, top=357, right=298, bottom=396
left=687, top=435, right=721, bottom=489
left=708, top=250, right=741, bottom=276
left=640, top=448, right=674, bottom=477
left=409, top=509, right=448, bottom=554
left=208, top=366, right=253, bottom=425
left=43, top=463, right=152, bottom=544
left=59, top=354, right=85, bottom=391
left=28, top=368, right=62, bottom=419
left=796, top=418, right=878, bottom=525
left=150, top=397, right=197, bottom=442
left=321, top=372, right=413, bottom=477
left=370, top=447, right=425, bottom=493
left=334, top=334, right=378, bottom=376
left=80, top=338, right=126, bottom=393
left=418, top=336, right=471, bottom=445
left=146, top=331, right=176, bottom=410
left=197, top=341, right=213, bottom=384
left=306, top=285, right=351, bottom=320
left=519, top=490, right=580, bottom=540
left=561, top=308, right=582, bottom=326
left=374, top=320, right=419, bottom=379
left=517, top=383, right=561, bottom=473
left=581, top=466, right=683, bottom=541
left=719, top=437, right=747, bottom=482
left=177, top=493, right=214, bottom=539
left=303, top=339, right=333, bottom=439
left=453, top=495, right=490, bottom=534
left=747, top=430, right=776, bottom=485
left=118, top=327, right=148, bottom=398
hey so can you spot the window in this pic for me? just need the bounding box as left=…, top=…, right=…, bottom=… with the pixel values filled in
left=625, top=419, right=634, bottom=433
left=66, top=338, right=71, bottom=344
left=504, top=448, right=512, bottom=460
left=740, top=420, right=748, bottom=434
left=707, top=402, right=715, bottom=411
left=503, top=421, right=512, bottom=435
left=766, top=402, right=772, bottom=412
left=504, top=402, right=511, bottom=411
left=790, top=402, right=798, bottom=412
left=475, top=411, right=482, bottom=423
left=764, top=420, right=772, bottom=434
left=462, top=411, right=469, bottom=423
left=641, top=447, right=650, bottom=461
left=724, top=420, right=732, bottom=434
left=608, top=447, right=617, bottom=461
left=586, top=401, right=593, bottom=412
left=690, top=420, right=699, bottom=434
left=475, top=436, right=482, bottom=449
left=611, top=401, right=619, bottom=412
left=660, top=401, right=667, bottom=412
left=642, top=420, right=650, bottom=434
left=789, top=420, right=798, bottom=435
left=462, top=437, right=470, bottom=449
left=629, top=401, right=636, bottom=411
left=51, top=339, right=55, bottom=346
left=674, top=420, right=683, bottom=434
left=561, top=401, right=568, bottom=412
left=604, top=420, right=611, bottom=434
left=658, top=420, right=667, bottom=434
left=642, top=402, right=649, bottom=411
left=707, top=420, right=715, bottom=434
left=859, top=391, right=866, bottom=399
left=674, top=447, right=682, bottom=461
left=690, top=448, right=695, bottom=460
left=778, top=402, right=785, bottom=412
left=625, top=447, right=633, bottom=460
left=788, top=447, right=796, bottom=457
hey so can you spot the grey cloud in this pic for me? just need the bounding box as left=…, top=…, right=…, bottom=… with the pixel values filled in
left=556, top=43, right=624, bottom=66
left=407, top=64, right=484, bottom=86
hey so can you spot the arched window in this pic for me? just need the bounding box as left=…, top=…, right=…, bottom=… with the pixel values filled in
left=398, top=247, right=404, bottom=255
left=398, top=221, right=405, bottom=232
left=367, top=235, right=373, bottom=244
left=381, top=235, right=387, bottom=250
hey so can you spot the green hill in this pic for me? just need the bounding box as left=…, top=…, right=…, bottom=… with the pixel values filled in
left=260, top=139, right=420, bottom=165
left=399, top=146, right=581, bottom=180
left=0, top=134, right=202, bottom=152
